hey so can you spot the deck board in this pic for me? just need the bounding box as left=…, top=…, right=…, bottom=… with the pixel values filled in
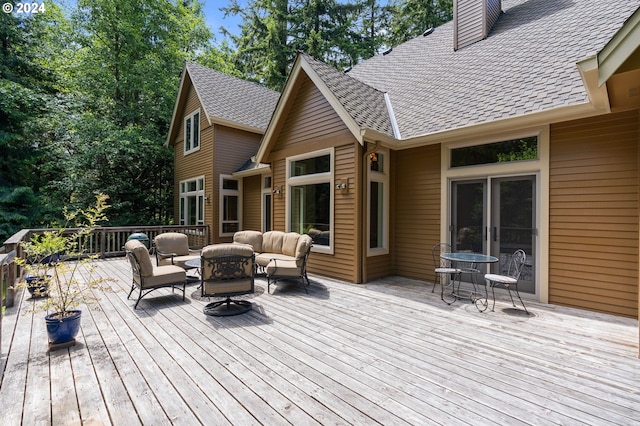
left=1, top=257, right=639, bottom=425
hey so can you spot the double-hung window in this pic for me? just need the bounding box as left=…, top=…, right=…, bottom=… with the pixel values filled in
left=184, top=109, right=200, bottom=154
left=287, top=149, right=333, bottom=253
left=368, top=149, right=389, bottom=255
left=220, top=175, right=241, bottom=236
left=179, top=177, right=205, bottom=225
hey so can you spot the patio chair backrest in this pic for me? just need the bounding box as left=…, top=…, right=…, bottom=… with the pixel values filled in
left=125, top=240, right=154, bottom=278
left=155, top=232, right=190, bottom=256
left=505, top=249, right=526, bottom=280
left=432, top=243, right=452, bottom=269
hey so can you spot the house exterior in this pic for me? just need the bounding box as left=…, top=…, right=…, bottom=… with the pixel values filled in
left=168, top=0, right=640, bottom=323
left=166, top=62, right=280, bottom=244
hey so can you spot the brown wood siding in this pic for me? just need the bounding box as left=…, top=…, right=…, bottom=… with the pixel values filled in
left=486, top=0, right=502, bottom=32
left=392, top=145, right=442, bottom=282
left=265, top=71, right=360, bottom=282
left=324, top=144, right=358, bottom=282
left=270, top=145, right=359, bottom=282
left=272, top=159, right=286, bottom=231
left=271, top=74, right=350, bottom=156
left=242, top=174, right=262, bottom=231
left=549, top=110, right=639, bottom=318
left=172, top=83, right=214, bottom=242
left=454, top=0, right=484, bottom=50
left=213, top=126, right=262, bottom=243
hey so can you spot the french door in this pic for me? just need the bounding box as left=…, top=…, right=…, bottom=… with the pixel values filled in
left=451, top=175, right=536, bottom=294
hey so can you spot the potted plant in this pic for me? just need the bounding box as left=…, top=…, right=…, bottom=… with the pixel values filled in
left=18, top=193, right=113, bottom=347
left=18, top=231, right=68, bottom=298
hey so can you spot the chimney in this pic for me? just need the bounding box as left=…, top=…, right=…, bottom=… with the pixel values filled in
left=454, top=0, right=502, bottom=50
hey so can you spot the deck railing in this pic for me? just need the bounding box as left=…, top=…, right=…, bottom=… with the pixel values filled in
left=0, top=225, right=209, bottom=349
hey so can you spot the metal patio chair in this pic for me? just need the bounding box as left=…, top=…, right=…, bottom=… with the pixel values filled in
left=484, top=249, right=529, bottom=314
left=432, top=243, right=461, bottom=305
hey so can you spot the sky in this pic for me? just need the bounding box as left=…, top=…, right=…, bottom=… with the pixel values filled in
left=201, top=0, right=244, bottom=42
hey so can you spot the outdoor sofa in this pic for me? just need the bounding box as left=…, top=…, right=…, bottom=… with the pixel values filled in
left=233, top=230, right=313, bottom=292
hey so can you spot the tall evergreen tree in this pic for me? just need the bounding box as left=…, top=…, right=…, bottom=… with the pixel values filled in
left=0, top=1, right=70, bottom=239
left=388, top=0, right=453, bottom=45
left=60, top=0, right=212, bottom=224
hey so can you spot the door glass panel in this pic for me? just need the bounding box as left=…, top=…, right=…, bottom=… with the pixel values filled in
left=452, top=181, right=486, bottom=253
left=491, top=176, right=535, bottom=293
left=451, top=176, right=537, bottom=295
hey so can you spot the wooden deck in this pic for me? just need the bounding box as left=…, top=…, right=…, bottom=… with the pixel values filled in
left=1, top=257, right=639, bottom=425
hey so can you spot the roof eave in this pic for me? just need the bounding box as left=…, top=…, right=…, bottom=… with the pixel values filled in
left=255, top=55, right=305, bottom=164
left=299, top=58, right=365, bottom=146
left=165, top=63, right=214, bottom=147
left=390, top=101, right=607, bottom=150
left=597, top=7, right=640, bottom=86
left=211, top=117, right=266, bottom=135
left=232, top=164, right=271, bottom=178
left=577, top=56, right=612, bottom=112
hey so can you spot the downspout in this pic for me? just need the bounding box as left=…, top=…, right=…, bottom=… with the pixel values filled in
left=360, top=140, right=381, bottom=283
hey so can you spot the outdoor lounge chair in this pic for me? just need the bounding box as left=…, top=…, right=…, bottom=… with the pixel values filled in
left=124, top=239, right=186, bottom=309
left=484, top=249, right=529, bottom=314
left=200, top=243, right=255, bottom=316
left=154, top=232, right=201, bottom=269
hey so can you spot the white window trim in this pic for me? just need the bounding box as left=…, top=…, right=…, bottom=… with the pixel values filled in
left=367, top=148, right=390, bottom=256
left=440, top=128, right=549, bottom=303
left=219, top=174, right=242, bottom=237
left=179, top=176, right=205, bottom=225
left=262, top=174, right=272, bottom=232
left=286, top=148, right=334, bottom=255
left=184, top=108, right=201, bottom=155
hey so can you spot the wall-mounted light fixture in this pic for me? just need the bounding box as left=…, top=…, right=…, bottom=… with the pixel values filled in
left=336, top=182, right=347, bottom=190
left=273, top=188, right=281, bottom=194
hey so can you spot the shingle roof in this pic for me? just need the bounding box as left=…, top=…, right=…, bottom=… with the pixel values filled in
left=186, top=61, right=280, bottom=131
left=347, top=0, right=640, bottom=139
left=300, top=53, right=395, bottom=137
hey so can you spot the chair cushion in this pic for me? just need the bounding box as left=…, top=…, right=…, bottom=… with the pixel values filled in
left=155, top=232, right=190, bottom=256
left=485, top=273, right=517, bottom=285
left=142, top=265, right=186, bottom=288
left=435, top=267, right=460, bottom=274
left=262, top=231, right=284, bottom=254
left=125, top=240, right=154, bottom=277
left=294, top=235, right=312, bottom=266
left=282, top=232, right=301, bottom=257
left=266, top=259, right=301, bottom=276
left=233, top=230, right=263, bottom=253
left=255, top=253, right=296, bottom=267
left=204, top=278, right=253, bottom=295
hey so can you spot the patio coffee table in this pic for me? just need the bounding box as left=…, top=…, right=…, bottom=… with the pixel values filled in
left=440, top=252, right=498, bottom=312
left=183, top=258, right=201, bottom=282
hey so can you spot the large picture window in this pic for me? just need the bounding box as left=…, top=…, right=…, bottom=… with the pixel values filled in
left=287, top=149, right=333, bottom=253
left=220, top=175, right=241, bottom=236
left=179, top=177, right=204, bottom=225
left=368, top=149, right=389, bottom=255
left=184, top=109, right=200, bottom=154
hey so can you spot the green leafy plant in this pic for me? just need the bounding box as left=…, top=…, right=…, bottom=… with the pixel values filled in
left=17, top=193, right=114, bottom=319
left=17, top=230, right=68, bottom=293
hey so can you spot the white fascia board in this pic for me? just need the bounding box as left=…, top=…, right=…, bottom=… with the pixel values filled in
left=597, top=7, right=640, bottom=87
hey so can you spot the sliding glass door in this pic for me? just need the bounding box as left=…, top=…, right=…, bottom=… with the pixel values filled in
left=451, top=175, right=536, bottom=294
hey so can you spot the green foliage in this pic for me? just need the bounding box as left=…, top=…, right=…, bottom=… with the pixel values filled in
left=17, top=194, right=114, bottom=317
left=388, top=0, right=453, bottom=45
left=0, top=0, right=455, bottom=241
